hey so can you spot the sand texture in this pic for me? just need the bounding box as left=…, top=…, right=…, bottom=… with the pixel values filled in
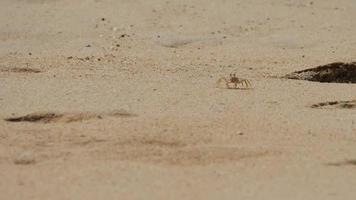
left=1, top=0, right=356, bottom=199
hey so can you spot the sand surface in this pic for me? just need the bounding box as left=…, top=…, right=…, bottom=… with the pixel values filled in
left=1, top=0, right=356, bottom=199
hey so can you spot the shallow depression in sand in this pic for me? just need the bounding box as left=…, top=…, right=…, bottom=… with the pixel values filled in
left=311, top=100, right=356, bottom=109
left=4, top=110, right=137, bottom=123
left=285, top=62, right=356, bottom=83
left=95, top=137, right=273, bottom=166
left=0, top=67, right=42, bottom=73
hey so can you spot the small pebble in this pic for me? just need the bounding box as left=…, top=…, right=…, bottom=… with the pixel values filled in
left=14, top=151, right=36, bottom=165
left=120, top=34, right=129, bottom=38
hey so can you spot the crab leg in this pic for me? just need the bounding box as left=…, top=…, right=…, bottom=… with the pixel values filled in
left=242, top=79, right=251, bottom=87
left=246, top=79, right=251, bottom=87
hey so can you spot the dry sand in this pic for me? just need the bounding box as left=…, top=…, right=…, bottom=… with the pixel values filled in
left=1, top=0, right=356, bottom=199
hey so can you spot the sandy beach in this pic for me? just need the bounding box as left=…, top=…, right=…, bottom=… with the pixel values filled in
left=1, top=0, right=356, bottom=199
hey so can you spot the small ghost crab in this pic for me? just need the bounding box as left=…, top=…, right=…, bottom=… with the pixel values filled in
left=216, top=73, right=251, bottom=89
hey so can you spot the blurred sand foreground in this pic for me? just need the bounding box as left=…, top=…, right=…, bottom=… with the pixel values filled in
left=0, top=0, right=356, bottom=199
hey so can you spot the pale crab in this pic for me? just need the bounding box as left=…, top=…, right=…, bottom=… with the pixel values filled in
left=216, top=73, right=251, bottom=89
